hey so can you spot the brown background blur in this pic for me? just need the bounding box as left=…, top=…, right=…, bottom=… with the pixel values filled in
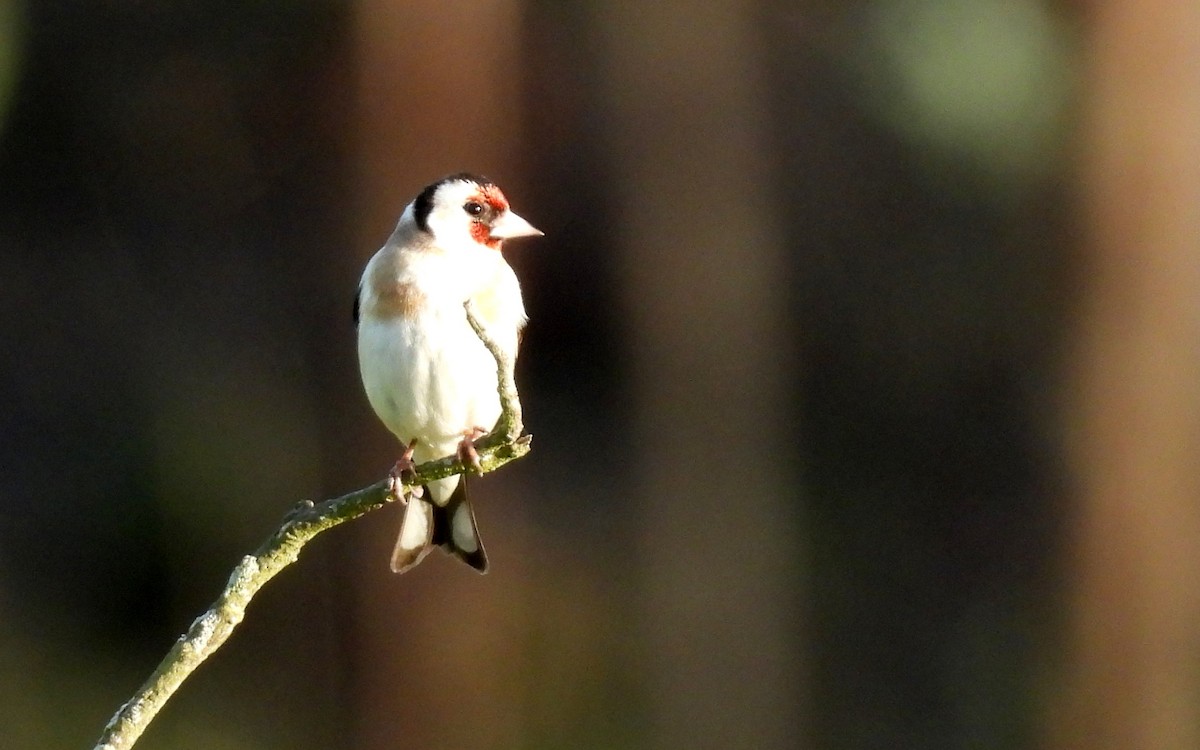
left=1, top=1, right=1197, bottom=749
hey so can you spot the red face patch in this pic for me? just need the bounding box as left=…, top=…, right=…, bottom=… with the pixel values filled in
left=479, top=184, right=509, bottom=213
left=467, top=186, right=509, bottom=249
left=468, top=221, right=502, bottom=249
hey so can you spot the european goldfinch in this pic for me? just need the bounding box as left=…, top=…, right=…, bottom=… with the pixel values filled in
left=354, top=173, right=540, bottom=573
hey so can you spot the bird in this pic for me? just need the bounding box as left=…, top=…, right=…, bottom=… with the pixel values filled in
left=354, top=173, right=541, bottom=574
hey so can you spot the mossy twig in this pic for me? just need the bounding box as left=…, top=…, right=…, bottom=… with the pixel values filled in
left=93, top=302, right=530, bottom=750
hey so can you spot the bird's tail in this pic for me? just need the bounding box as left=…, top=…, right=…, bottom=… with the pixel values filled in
left=390, top=479, right=488, bottom=574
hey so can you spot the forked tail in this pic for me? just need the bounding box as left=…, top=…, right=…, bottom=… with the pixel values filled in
left=390, top=480, right=488, bottom=574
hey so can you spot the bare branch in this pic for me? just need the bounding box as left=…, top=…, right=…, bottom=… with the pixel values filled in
left=93, top=303, right=531, bottom=750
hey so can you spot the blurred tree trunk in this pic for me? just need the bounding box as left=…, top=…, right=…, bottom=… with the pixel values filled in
left=1056, top=2, right=1200, bottom=748
left=595, top=3, right=804, bottom=748
left=350, top=0, right=531, bottom=238
left=348, top=2, right=534, bottom=748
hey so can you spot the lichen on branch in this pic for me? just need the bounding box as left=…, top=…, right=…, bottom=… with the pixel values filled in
left=93, top=302, right=531, bottom=750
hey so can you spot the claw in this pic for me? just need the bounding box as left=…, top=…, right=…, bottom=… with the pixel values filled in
left=457, top=426, right=489, bottom=473
left=388, top=439, right=422, bottom=500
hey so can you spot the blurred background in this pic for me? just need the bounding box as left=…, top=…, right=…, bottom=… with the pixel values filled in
left=1, top=1, right=1197, bottom=748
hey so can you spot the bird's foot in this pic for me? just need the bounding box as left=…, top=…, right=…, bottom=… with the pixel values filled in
left=457, top=426, right=489, bottom=473
left=388, top=439, right=423, bottom=500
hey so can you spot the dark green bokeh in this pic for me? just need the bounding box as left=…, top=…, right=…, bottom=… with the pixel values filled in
left=0, top=2, right=1078, bottom=748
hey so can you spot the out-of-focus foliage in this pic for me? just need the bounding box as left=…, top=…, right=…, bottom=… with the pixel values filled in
left=0, top=0, right=21, bottom=134
left=855, top=0, right=1076, bottom=190
left=2, top=1, right=1155, bottom=748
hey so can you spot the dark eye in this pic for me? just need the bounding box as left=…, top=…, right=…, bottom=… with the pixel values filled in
left=463, top=201, right=484, bottom=217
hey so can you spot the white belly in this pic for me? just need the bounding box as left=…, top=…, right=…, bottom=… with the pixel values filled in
left=358, top=306, right=504, bottom=463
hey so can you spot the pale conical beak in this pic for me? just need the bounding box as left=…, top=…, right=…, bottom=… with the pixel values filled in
left=488, top=210, right=543, bottom=239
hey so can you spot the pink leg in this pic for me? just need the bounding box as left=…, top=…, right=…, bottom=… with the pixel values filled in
left=457, top=426, right=489, bottom=473
left=388, top=439, right=423, bottom=499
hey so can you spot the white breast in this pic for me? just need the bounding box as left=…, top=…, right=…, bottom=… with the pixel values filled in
left=356, top=245, right=525, bottom=464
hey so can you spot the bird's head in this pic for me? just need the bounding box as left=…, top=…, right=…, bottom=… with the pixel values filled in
left=413, top=173, right=542, bottom=252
